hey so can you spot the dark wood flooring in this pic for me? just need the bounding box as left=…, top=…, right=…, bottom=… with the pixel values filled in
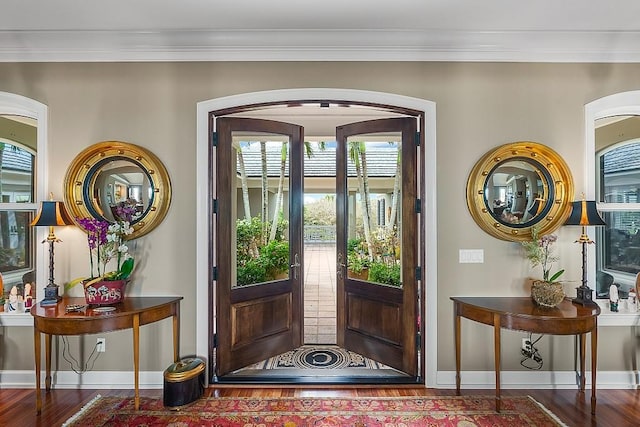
left=1, top=387, right=638, bottom=426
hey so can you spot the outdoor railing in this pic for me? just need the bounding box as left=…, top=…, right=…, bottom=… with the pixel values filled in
left=304, top=225, right=336, bottom=243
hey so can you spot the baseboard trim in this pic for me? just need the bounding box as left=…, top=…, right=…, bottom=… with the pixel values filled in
left=1, top=369, right=638, bottom=389
left=0, top=370, right=165, bottom=389
left=435, top=370, right=640, bottom=389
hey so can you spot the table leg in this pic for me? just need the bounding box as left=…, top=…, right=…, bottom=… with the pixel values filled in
left=454, top=308, right=461, bottom=395
left=173, top=302, right=180, bottom=362
left=493, top=313, right=501, bottom=413
left=45, top=334, right=52, bottom=391
left=579, top=333, right=586, bottom=392
left=591, top=327, right=598, bottom=415
left=34, top=327, right=41, bottom=415
left=133, top=313, right=140, bottom=410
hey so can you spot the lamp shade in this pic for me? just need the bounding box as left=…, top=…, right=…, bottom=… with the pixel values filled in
left=564, top=199, right=606, bottom=226
left=30, top=201, right=75, bottom=227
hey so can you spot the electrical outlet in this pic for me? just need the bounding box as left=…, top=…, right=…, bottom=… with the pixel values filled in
left=96, top=338, right=106, bottom=352
left=521, top=338, right=532, bottom=356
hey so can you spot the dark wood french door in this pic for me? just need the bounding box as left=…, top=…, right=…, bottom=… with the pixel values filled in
left=214, top=117, right=304, bottom=376
left=336, top=117, right=419, bottom=376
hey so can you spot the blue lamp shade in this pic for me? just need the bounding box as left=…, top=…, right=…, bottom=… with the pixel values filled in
left=30, top=201, right=74, bottom=227
left=564, top=200, right=606, bottom=227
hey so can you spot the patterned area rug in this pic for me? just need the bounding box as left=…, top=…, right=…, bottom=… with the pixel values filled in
left=63, top=395, right=567, bottom=426
left=243, top=345, right=391, bottom=370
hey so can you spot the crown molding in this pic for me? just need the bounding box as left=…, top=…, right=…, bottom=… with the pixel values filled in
left=1, top=29, right=640, bottom=62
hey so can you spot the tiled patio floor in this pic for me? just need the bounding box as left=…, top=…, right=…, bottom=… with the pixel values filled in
left=303, top=243, right=336, bottom=344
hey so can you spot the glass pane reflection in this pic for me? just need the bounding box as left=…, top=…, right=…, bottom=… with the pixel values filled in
left=233, top=137, right=290, bottom=288
left=345, top=138, right=402, bottom=288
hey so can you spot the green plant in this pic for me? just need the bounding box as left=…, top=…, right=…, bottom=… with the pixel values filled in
left=347, top=251, right=370, bottom=274
left=521, top=227, right=564, bottom=283
left=261, top=240, right=290, bottom=278
left=368, top=261, right=401, bottom=287
left=237, top=258, right=268, bottom=286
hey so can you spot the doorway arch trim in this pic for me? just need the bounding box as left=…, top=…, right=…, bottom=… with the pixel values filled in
left=195, top=88, right=437, bottom=386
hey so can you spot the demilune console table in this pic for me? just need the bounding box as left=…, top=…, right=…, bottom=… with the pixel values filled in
left=451, top=296, right=600, bottom=414
left=31, top=296, right=183, bottom=414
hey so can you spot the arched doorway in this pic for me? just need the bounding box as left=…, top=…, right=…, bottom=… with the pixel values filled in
left=196, top=89, right=437, bottom=385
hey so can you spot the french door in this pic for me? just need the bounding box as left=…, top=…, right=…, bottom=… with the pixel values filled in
left=213, top=114, right=421, bottom=379
left=214, top=117, right=304, bottom=376
left=336, top=117, right=419, bottom=376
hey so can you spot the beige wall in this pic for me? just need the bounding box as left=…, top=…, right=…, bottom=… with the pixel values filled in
left=1, top=62, right=640, bottom=376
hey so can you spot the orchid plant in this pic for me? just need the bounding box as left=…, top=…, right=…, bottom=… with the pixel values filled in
left=521, top=227, right=564, bottom=283
left=66, top=201, right=136, bottom=291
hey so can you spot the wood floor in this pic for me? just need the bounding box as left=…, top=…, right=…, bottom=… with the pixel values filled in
left=1, top=386, right=639, bottom=426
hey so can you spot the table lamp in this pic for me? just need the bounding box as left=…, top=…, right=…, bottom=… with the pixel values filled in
left=30, top=195, right=75, bottom=306
left=564, top=197, right=606, bottom=306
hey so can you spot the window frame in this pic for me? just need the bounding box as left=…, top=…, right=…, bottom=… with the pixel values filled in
left=0, top=92, right=48, bottom=326
left=595, top=139, right=640, bottom=288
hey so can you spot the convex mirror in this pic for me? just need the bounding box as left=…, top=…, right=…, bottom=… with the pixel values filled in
left=64, top=141, right=171, bottom=239
left=466, top=141, right=574, bottom=241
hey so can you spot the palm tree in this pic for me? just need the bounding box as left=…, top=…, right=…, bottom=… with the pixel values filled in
left=349, top=141, right=373, bottom=259
left=260, top=141, right=269, bottom=245
left=236, top=143, right=252, bottom=221
left=268, top=140, right=316, bottom=242
left=387, top=144, right=401, bottom=230
left=268, top=142, right=288, bottom=242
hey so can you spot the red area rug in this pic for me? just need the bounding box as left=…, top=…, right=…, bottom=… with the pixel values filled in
left=63, top=394, right=566, bottom=426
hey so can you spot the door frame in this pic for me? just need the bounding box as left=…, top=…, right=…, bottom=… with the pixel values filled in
left=196, top=88, right=437, bottom=386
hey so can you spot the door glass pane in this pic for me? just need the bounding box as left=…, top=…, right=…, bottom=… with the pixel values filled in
left=346, top=136, right=402, bottom=288
left=233, top=133, right=290, bottom=288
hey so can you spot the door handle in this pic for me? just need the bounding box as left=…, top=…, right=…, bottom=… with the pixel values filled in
left=291, top=253, right=301, bottom=279
left=337, top=252, right=346, bottom=280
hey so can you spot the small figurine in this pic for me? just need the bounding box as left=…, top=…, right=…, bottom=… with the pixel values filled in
left=23, top=283, right=33, bottom=310
left=7, top=285, right=18, bottom=312
left=628, top=289, right=637, bottom=313
left=609, top=284, right=619, bottom=312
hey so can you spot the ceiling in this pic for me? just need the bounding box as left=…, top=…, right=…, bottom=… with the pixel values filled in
left=2, top=0, right=640, bottom=62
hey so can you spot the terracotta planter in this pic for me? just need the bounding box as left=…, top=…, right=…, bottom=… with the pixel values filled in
left=84, top=279, right=127, bottom=306
left=348, top=269, right=369, bottom=281
left=531, top=280, right=565, bottom=307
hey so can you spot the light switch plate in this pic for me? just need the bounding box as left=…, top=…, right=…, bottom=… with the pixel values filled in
left=459, top=249, right=484, bottom=263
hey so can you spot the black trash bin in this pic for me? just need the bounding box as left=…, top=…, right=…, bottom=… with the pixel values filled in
left=163, top=357, right=205, bottom=410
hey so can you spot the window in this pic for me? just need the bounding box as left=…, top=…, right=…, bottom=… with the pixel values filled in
left=0, top=129, right=37, bottom=285
left=595, top=116, right=640, bottom=298
left=0, top=92, right=46, bottom=323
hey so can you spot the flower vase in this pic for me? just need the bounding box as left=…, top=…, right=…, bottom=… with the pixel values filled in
left=84, top=279, right=127, bottom=306
left=531, top=280, right=565, bottom=307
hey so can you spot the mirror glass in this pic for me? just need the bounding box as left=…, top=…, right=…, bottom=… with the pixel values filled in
left=484, top=158, right=552, bottom=227
left=85, top=158, right=153, bottom=224
left=65, top=141, right=171, bottom=239
left=466, top=141, right=574, bottom=241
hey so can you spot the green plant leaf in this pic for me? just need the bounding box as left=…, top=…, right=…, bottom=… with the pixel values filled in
left=118, top=258, right=135, bottom=280
left=65, top=277, right=87, bottom=292
left=549, top=269, right=565, bottom=283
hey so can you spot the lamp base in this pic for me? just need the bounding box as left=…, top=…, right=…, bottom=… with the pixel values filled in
left=40, top=284, right=60, bottom=307
left=572, top=286, right=598, bottom=306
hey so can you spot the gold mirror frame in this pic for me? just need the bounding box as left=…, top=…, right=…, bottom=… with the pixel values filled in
left=466, top=141, right=574, bottom=241
left=64, top=141, right=172, bottom=239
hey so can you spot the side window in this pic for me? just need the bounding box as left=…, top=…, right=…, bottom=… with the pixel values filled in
left=595, top=116, right=640, bottom=299
left=0, top=92, right=46, bottom=317
left=0, top=140, right=36, bottom=264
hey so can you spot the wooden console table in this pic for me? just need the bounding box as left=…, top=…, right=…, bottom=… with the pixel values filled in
left=451, top=296, right=600, bottom=414
left=31, top=296, right=182, bottom=414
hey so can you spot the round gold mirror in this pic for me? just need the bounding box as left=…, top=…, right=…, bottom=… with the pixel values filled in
left=466, top=141, right=574, bottom=241
left=64, top=141, right=172, bottom=239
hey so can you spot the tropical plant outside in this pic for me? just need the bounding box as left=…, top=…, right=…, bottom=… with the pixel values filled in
left=236, top=217, right=289, bottom=287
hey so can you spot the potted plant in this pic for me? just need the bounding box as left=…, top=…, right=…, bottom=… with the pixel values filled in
left=261, top=240, right=290, bottom=280
left=522, top=227, right=565, bottom=307
left=347, top=250, right=370, bottom=280
left=67, top=202, right=136, bottom=305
